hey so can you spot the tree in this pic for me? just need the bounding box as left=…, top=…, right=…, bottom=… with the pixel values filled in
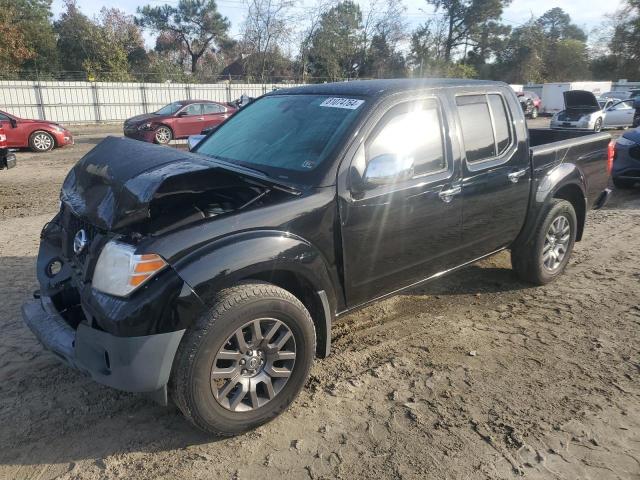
left=99, top=8, right=149, bottom=73
left=241, top=0, right=295, bottom=81
left=0, top=4, right=35, bottom=76
left=54, top=1, right=131, bottom=80
left=360, top=0, right=408, bottom=78
left=137, top=0, right=230, bottom=74
left=305, top=1, right=363, bottom=80
left=536, top=7, right=587, bottom=42
left=0, top=0, right=57, bottom=76
left=426, top=0, right=511, bottom=61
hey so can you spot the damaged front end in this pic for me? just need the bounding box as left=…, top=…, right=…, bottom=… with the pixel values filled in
left=23, top=137, right=296, bottom=403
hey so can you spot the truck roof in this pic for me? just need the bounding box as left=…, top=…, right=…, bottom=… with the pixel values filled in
left=269, top=78, right=508, bottom=98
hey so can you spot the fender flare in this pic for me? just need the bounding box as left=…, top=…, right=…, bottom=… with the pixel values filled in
left=515, top=163, right=587, bottom=247
left=173, top=230, right=338, bottom=357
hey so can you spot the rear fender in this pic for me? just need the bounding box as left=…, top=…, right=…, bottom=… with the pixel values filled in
left=515, top=163, right=587, bottom=246
left=173, top=230, right=337, bottom=357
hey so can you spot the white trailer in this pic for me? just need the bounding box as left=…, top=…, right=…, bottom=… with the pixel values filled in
left=540, top=81, right=612, bottom=114
left=509, top=84, right=524, bottom=93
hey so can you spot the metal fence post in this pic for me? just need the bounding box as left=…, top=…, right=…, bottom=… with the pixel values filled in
left=226, top=82, right=232, bottom=103
left=33, top=81, right=46, bottom=120
left=91, top=82, right=102, bottom=123
left=185, top=83, right=192, bottom=100
left=140, top=83, right=148, bottom=114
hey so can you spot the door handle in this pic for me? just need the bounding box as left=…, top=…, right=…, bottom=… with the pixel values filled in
left=508, top=169, right=528, bottom=183
left=438, top=185, right=462, bottom=203
left=197, top=117, right=204, bottom=120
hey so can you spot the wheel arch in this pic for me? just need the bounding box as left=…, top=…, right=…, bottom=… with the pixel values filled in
left=552, top=183, right=586, bottom=241
left=29, top=129, right=57, bottom=149
left=172, top=231, right=339, bottom=358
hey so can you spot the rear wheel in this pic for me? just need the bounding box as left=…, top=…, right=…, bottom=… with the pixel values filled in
left=170, top=283, right=315, bottom=436
left=154, top=126, right=172, bottom=144
left=511, top=199, right=577, bottom=285
left=29, top=131, right=55, bottom=152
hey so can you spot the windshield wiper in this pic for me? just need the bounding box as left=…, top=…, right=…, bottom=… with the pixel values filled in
left=203, top=154, right=271, bottom=177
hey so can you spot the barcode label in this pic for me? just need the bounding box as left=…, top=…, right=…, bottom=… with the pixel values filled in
left=319, top=98, right=364, bottom=109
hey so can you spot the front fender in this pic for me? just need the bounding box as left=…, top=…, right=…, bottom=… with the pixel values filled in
left=173, top=230, right=338, bottom=315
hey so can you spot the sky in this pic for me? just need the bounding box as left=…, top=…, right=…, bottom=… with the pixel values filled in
left=51, top=0, right=624, bottom=48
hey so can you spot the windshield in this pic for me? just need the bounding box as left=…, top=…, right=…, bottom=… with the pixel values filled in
left=195, top=94, right=365, bottom=184
left=155, top=102, right=183, bottom=115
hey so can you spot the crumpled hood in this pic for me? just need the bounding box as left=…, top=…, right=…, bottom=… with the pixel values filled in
left=61, top=136, right=290, bottom=231
left=124, top=113, right=158, bottom=126
left=564, top=90, right=600, bottom=111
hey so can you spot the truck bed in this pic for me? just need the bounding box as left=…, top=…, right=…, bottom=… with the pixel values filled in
left=528, top=128, right=611, bottom=208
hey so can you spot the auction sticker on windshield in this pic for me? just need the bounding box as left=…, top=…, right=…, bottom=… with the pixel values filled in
left=320, top=98, right=365, bottom=109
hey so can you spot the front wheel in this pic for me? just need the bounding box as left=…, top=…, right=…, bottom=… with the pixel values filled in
left=170, top=283, right=316, bottom=436
left=594, top=118, right=603, bottom=132
left=29, top=131, right=55, bottom=152
left=511, top=199, right=577, bottom=285
left=154, top=126, right=173, bottom=144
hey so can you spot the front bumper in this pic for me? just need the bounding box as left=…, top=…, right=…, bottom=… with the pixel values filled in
left=22, top=295, right=184, bottom=404
left=550, top=120, right=594, bottom=130
left=53, top=130, right=74, bottom=147
left=123, top=127, right=156, bottom=143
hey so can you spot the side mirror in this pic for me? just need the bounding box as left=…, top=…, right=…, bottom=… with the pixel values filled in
left=187, top=135, right=205, bottom=151
left=362, top=154, right=414, bottom=187
left=9, top=118, right=17, bottom=128
left=177, top=111, right=188, bottom=117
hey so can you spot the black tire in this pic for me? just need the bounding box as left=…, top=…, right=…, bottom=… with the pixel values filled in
left=511, top=199, right=577, bottom=285
left=29, top=130, right=55, bottom=152
left=170, top=283, right=316, bottom=436
left=613, top=177, right=636, bottom=189
left=594, top=118, right=603, bottom=132
left=154, top=125, right=173, bottom=144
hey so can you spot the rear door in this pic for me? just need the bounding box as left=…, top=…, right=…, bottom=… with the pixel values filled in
left=340, top=95, right=465, bottom=307
left=0, top=112, right=20, bottom=147
left=454, top=90, right=531, bottom=261
left=202, top=103, right=230, bottom=130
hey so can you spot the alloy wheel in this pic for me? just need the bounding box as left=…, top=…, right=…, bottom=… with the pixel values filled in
left=210, top=318, right=296, bottom=412
left=155, top=127, right=171, bottom=144
left=542, top=215, right=571, bottom=272
left=33, top=133, right=53, bottom=151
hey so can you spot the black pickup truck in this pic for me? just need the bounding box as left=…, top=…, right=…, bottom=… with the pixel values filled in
left=23, top=79, right=612, bottom=435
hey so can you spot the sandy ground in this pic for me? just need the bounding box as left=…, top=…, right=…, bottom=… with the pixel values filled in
left=0, top=121, right=639, bottom=480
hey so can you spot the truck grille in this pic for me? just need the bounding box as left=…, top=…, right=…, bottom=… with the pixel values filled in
left=60, top=205, right=102, bottom=273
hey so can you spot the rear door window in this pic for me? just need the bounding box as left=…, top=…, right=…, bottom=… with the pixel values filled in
left=203, top=103, right=225, bottom=114
left=456, top=93, right=513, bottom=163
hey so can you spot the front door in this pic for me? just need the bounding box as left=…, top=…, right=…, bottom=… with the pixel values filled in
left=340, top=96, right=465, bottom=307
left=604, top=100, right=635, bottom=128
left=454, top=91, right=531, bottom=261
left=174, top=103, right=205, bottom=137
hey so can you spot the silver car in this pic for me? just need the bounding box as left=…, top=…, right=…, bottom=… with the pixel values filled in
left=551, top=91, right=636, bottom=131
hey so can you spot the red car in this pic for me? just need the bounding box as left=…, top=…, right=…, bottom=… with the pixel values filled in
left=0, top=110, right=74, bottom=152
left=517, top=91, right=542, bottom=118
left=123, top=100, right=236, bottom=144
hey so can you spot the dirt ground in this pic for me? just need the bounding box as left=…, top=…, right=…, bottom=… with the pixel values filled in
left=1, top=121, right=639, bottom=480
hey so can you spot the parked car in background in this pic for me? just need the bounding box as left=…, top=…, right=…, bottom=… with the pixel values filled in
left=517, top=91, right=542, bottom=118
left=551, top=91, right=635, bottom=131
left=612, top=129, right=640, bottom=188
left=123, top=100, right=237, bottom=144
left=0, top=124, right=16, bottom=170
left=0, top=110, right=73, bottom=152
left=24, top=79, right=613, bottom=436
